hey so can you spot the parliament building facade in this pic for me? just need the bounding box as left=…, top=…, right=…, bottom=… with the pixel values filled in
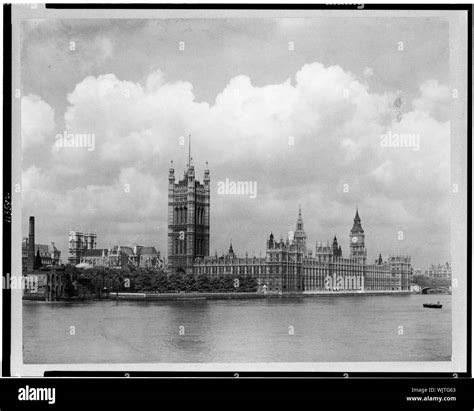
left=168, top=160, right=412, bottom=293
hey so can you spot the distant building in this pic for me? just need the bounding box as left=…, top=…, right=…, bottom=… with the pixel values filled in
left=425, top=262, right=451, bottom=280
left=80, top=245, right=163, bottom=269
left=195, top=208, right=412, bottom=292
left=22, top=239, right=61, bottom=268
left=68, top=230, right=97, bottom=265
left=23, top=268, right=66, bottom=301
left=167, top=149, right=412, bottom=292
left=195, top=243, right=267, bottom=284
left=22, top=217, right=61, bottom=271
left=22, top=216, right=66, bottom=301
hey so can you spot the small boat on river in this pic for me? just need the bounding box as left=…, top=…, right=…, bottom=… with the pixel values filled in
left=423, top=302, right=442, bottom=309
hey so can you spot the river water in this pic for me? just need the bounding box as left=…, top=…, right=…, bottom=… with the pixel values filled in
left=23, top=293, right=451, bottom=363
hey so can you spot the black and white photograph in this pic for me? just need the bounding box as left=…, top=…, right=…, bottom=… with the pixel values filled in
left=4, top=3, right=469, bottom=380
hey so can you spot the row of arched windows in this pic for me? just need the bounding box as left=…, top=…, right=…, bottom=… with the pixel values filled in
left=195, top=239, right=204, bottom=255
left=196, top=207, right=205, bottom=225
left=173, top=237, right=205, bottom=255
left=174, top=238, right=187, bottom=255
left=174, top=206, right=206, bottom=225
left=174, top=207, right=187, bottom=224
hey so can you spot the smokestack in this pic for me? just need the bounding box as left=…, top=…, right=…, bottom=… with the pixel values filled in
left=27, top=216, right=35, bottom=273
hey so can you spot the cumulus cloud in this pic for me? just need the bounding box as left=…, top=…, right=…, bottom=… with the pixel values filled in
left=363, top=67, right=374, bottom=78
left=412, top=79, right=451, bottom=122
left=56, top=62, right=397, bottom=174
left=22, top=62, right=451, bottom=267
left=21, top=94, right=55, bottom=149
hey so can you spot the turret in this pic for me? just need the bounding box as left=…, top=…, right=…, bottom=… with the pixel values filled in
left=204, top=161, right=210, bottom=186
left=267, top=232, right=275, bottom=249
left=168, top=160, right=175, bottom=184
left=332, top=235, right=339, bottom=256
left=294, top=205, right=307, bottom=249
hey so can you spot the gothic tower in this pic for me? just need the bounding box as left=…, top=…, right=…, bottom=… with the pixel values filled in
left=332, top=235, right=342, bottom=257
left=167, top=136, right=210, bottom=275
left=349, top=207, right=367, bottom=265
left=377, top=253, right=383, bottom=265
left=294, top=205, right=307, bottom=250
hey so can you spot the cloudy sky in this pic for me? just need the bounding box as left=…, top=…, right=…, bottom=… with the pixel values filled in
left=20, top=17, right=452, bottom=269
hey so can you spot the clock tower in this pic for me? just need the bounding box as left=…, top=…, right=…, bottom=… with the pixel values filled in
left=349, top=207, right=367, bottom=265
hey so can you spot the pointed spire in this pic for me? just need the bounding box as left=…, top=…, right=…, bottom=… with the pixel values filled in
left=351, top=206, right=364, bottom=234
left=296, top=206, right=303, bottom=227
left=295, top=205, right=305, bottom=239
left=354, top=206, right=360, bottom=222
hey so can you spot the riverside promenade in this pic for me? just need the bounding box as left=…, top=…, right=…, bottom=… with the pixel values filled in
left=111, top=290, right=413, bottom=301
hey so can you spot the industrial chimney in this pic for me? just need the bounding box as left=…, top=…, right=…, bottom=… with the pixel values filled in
left=27, top=216, right=35, bottom=273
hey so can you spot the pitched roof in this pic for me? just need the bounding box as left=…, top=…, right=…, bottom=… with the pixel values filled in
left=22, top=242, right=59, bottom=254
left=139, top=246, right=158, bottom=255
left=119, top=246, right=134, bottom=256
left=36, top=244, right=50, bottom=256
left=83, top=249, right=107, bottom=257
left=83, top=245, right=159, bottom=258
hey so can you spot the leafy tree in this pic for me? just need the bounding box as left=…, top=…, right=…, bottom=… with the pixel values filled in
left=196, top=274, right=211, bottom=292
left=208, top=277, right=220, bottom=292
left=70, top=265, right=258, bottom=294
left=135, top=269, right=154, bottom=292
left=64, top=274, right=77, bottom=297
left=238, top=275, right=258, bottom=292
left=413, top=275, right=450, bottom=289
left=183, top=272, right=196, bottom=292
left=221, top=276, right=234, bottom=292
left=168, top=272, right=186, bottom=292
left=151, top=271, right=169, bottom=293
